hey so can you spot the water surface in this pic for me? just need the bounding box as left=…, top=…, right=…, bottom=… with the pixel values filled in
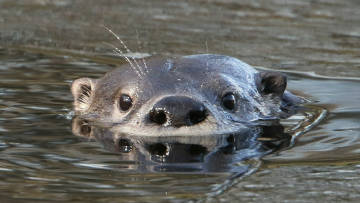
left=1, top=0, right=360, bottom=202
left=0, top=47, right=358, bottom=202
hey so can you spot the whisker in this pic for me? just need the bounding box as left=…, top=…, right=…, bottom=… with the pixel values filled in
left=136, top=29, right=149, bottom=73
left=103, top=25, right=146, bottom=76
left=141, top=57, right=149, bottom=73
left=103, top=42, right=142, bottom=79
left=205, top=40, right=209, bottom=53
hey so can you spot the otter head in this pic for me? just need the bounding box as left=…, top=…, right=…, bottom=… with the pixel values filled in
left=71, top=54, right=297, bottom=137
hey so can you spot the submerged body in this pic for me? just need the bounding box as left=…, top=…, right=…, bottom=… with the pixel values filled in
left=71, top=54, right=304, bottom=137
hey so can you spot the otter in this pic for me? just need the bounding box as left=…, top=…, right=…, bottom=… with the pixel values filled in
left=71, top=54, right=304, bottom=137
left=71, top=54, right=306, bottom=172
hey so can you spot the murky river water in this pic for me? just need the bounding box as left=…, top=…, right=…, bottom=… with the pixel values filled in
left=1, top=0, right=360, bottom=202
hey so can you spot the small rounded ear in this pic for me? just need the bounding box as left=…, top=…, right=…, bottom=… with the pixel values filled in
left=71, top=78, right=97, bottom=113
left=256, top=71, right=287, bottom=95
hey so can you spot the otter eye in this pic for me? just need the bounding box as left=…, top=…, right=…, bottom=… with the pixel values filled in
left=119, top=94, right=133, bottom=111
left=222, top=93, right=236, bottom=110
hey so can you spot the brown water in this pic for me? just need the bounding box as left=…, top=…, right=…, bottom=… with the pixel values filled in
left=1, top=0, right=360, bottom=202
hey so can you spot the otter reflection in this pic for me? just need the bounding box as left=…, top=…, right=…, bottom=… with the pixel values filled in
left=72, top=117, right=291, bottom=173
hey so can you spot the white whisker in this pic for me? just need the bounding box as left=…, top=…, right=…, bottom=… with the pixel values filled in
left=141, top=57, right=149, bottom=73
left=136, top=29, right=149, bottom=73
left=103, top=25, right=146, bottom=76
left=205, top=40, right=209, bottom=53
left=103, top=42, right=142, bottom=78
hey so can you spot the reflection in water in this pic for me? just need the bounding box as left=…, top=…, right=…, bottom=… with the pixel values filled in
left=72, top=116, right=291, bottom=173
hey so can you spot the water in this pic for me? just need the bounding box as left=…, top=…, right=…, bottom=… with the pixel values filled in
left=0, top=49, right=318, bottom=202
left=0, top=47, right=357, bottom=203
left=1, top=0, right=360, bottom=202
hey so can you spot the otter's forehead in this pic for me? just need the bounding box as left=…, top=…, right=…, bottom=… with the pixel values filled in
left=101, top=54, right=258, bottom=86
left=180, top=54, right=257, bottom=74
left=168, top=54, right=258, bottom=80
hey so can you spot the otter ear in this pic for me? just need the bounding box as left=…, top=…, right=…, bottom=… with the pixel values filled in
left=71, top=78, right=97, bottom=113
left=256, top=71, right=287, bottom=95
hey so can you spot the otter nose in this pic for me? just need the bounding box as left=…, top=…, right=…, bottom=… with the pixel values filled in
left=149, top=96, right=208, bottom=127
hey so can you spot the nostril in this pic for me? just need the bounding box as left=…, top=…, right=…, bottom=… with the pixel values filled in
left=149, top=109, right=168, bottom=125
left=188, top=107, right=207, bottom=125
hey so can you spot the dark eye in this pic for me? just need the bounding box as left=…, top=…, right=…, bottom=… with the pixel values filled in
left=222, top=93, right=236, bottom=110
left=119, top=94, right=133, bottom=111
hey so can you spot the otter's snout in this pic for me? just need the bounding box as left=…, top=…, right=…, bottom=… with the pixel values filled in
left=149, top=96, right=208, bottom=127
